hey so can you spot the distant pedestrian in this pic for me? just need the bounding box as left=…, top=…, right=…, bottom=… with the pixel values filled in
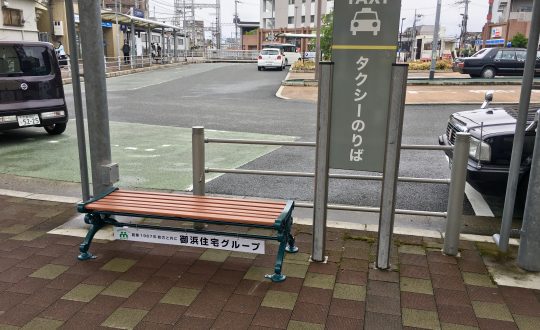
left=55, top=41, right=68, bottom=66
left=122, top=41, right=130, bottom=64
left=157, top=44, right=162, bottom=58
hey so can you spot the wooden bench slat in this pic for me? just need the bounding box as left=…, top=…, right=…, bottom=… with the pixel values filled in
left=92, top=197, right=284, bottom=218
left=98, top=194, right=285, bottom=214
left=88, top=200, right=279, bottom=222
left=112, top=190, right=286, bottom=207
left=85, top=203, right=277, bottom=225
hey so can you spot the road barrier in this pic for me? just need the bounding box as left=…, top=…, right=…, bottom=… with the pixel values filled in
left=192, top=127, right=470, bottom=255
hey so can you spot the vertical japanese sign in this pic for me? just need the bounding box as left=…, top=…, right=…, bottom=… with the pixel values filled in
left=330, top=0, right=402, bottom=172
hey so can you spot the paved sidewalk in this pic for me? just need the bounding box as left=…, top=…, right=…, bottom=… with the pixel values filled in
left=1, top=194, right=539, bottom=329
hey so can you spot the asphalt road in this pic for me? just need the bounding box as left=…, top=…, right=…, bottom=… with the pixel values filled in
left=2, top=62, right=508, bottom=222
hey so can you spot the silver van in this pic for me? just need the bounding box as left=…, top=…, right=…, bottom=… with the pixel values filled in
left=0, top=41, right=68, bottom=135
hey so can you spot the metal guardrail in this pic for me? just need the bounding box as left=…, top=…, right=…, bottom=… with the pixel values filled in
left=193, top=127, right=470, bottom=220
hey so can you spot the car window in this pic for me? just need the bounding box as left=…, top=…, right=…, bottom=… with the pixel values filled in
left=0, top=45, right=51, bottom=77
left=516, top=50, right=527, bottom=61
left=497, top=50, right=516, bottom=60
left=471, top=48, right=489, bottom=58
left=261, top=49, right=279, bottom=55
left=537, top=51, right=540, bottom=61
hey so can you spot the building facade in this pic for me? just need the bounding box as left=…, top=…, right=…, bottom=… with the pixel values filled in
left=1, top=0, right=48, bottom=42
left=260, top=0, right=334, bottom=30
left=483, top=0, right=537, bottom=47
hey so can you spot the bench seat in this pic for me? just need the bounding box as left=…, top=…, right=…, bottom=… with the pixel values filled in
left=77, top=188, right=298, bottom=282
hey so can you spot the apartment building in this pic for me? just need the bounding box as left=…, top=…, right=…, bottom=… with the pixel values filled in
left=260, top=0, right=333, bottom=30
left=483, top=0, right=537, bottom=47
left=1, top=0, right=48, bottom=41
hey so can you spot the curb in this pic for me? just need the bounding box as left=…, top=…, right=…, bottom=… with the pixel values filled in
left=281, top=78, right=536, bottom=87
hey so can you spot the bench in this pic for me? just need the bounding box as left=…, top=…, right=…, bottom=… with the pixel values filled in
left=77, top=188, right=298, bottom=282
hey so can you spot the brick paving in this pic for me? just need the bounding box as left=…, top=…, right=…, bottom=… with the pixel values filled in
left=1, top=194, right=540, bottom=329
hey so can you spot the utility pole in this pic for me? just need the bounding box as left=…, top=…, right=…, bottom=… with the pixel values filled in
left=314, top=0, right=323, bottom=80
left=457, top=0, right=470, bottom=52
left=411, top=10, right=422, bottom=61
left=429, top=0, right=442, bottom=80
left=234, top=0, right=240, bottom=49
left=398, top=17, right=405, bottom=62
left=504, top=0, right=513, bottom=46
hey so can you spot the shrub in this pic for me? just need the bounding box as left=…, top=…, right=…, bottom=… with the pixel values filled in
left=292, top=60, right=316, bottom=71
left=408, top=59, right=452, bottom=71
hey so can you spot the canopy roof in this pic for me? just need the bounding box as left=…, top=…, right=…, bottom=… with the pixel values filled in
left=100, top=12, right=181, bottom=31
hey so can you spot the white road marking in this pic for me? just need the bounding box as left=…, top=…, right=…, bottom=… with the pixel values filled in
left=465, top=183, right=495, bottom=217
left=125, top=147, right=138, bottom=150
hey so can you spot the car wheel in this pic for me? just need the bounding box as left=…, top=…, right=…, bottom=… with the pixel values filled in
left=258, top=67, right=261, bottom=71
left=279, top=65, right=283, bottom=71
left=481, top=67, right=496, bottom=79
left=44, top=123, right=67, bottom=135
left=285, top=59, right=288, bottom=66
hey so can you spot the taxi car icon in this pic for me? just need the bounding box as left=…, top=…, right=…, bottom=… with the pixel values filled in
left=350, top=8, right=381, bottom=36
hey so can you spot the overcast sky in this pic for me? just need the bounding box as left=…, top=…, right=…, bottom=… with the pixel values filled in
left=149, top=0, right=491, bottom=40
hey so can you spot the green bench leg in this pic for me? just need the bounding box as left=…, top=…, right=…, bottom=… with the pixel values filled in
left=266, top=216, right=297, bottom=282
left=78, top=213, right=105, bottom=260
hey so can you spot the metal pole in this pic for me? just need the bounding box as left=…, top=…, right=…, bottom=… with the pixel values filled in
left=312, top=62, right=333, bottom=262
left=173, top=30, right=177, bottom=59
left=65, top=0, right=90, bottom=201
left=78, top=0, right=114, bottom=196
left=429, top=0, right=442, bottom=80
left=376, top=64, right=409, bottom=270
left=131, top=19, right=135, bottom=69
left=497, top=0, right=540, bottom=253
left=314, top=0, right=323, bottom=80
left=398, top=18, right=405, bottom=62
left=518, top=110, right=540, bottom=271
left=192, top=127, right=205, bottom=196
left=161, top=27, right=165, bottom=60
left=443, top=133, right=470, bottom=256
left=115, top=0, right=120, bottom=70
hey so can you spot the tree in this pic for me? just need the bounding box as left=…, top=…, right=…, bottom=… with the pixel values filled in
left=510, top=33, right=528, bottom=48
left=320, top=11, right=333, bottom=60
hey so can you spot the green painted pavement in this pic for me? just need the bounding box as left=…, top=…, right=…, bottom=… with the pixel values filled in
left=0, top=121, right=295, bottom=190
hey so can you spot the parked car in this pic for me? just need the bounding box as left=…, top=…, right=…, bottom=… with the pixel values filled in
left=0, top=41, right=68, bottom=135
left=456, top=47, right=540, bottom=78
left=257, top=48, right=285, bottom=71
left=439, top=91, right=539, bottom=193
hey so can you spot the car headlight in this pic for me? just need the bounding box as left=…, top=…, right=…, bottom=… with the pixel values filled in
left=469, top=137, right=491, bottom=162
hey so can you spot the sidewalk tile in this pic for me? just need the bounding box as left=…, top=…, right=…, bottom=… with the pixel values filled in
left=46, top=273, right=86, bottom=291
left=174, top=316, right=214, bottom=329
left=368, top=269, right=399, bottom=283
left=198, top=249, right=230, bottom=263
left=0, top=257, right=19, bottom=272
left=427, top=251, right=457, bottom=265
left=399, top=245, right=426, bottom=255
left=184, top=295, right=227, bottom=319
left=282, top=263, right=309, bottom=279
left=401, top=292, right=437, bottom=311
left=82, top=270, right=122, bottom=286
left=0, top=303, right=45, bottom=327
left=175, top=272, right=208, bottom=289
left=11, top=231, right=45, bottom=242
left=29, top=264, right=68, bottom=280
left=399, top=253, right=428, bottom=267
left=364, top=311, right=401, bottom=330
left=367, top=280, right=400, bottom=298
left=332, top=283, right=365, bottom=301
left=462, top=273, right=496, bottom=288
left=139, top=276, right=176, bottom=293
left=328, top=299, right=364, bottom=319
left=513, top=315, right=540, bottom=330
left=476, top=318, right=518, bottom=330
left=0, top=325, right=21, bottom=330
left=0, top=266, right=35, bottom=283
left=401, top=277, right=434, bottom=295
left=244, top=266, right=271, bottom=281
left=160, top=287, right=200, bottom=306
left=506, top=300, right=540, bottom=317
left=40, top=300, right=85, bottom=321
left=340, top=258, right=369, bottom=271
left=270, top=277, right=303, bottom=293
left=438, top=305, right=478, bottom=327
left=101, top=307, right=147, bottom=329
left=431, top=274, right=466, bottom=291
left=336, top=269, right=367, bottom=286
left=284, top=252, right=311, bottom=265
left=366, top=295, right=400, bottom=315
left=287, top=320, right=324, bottom=330
left=472, top=301, right=513, bottom=321
left=291, top=302, right=329, bottom=324
left=429, top=263, right=463, bottom=277
left=101, top=280, right=142, bottom=298
left=303, top=273, right=335, bottom=290
left=135, top=321, right=173, bottom=329
left=261, top=290, right=298, bottom=310
left=252, top=306, right=292, bottom=329
left=234, top=279, right=270, bottom=297
left=298, top=287, right=332, bottom=306
left=402, top=308, right=441, bottom=330
left=213, top=311, right=253, bottom=329
left=20, top=317, right=63, bottom=329
left=136, top=255, right=168, bottom=269
left=441, top=323, right=479, bottom=330
left=83, top=295, right=125, bottom=315
left=325, top=315, right=363, bottom=330
left=1, top=224, right=32, bottom=235
left=307, top=261, right=339, bottom=275
left=230, top=251, right=258, bottom=259
left=122, top=290, right=164, bottom=311
left=221, top=257, right=253, bottom=272
left=61, top=283, right=104, bottom=302
left=466, top=286, right=504, bottom=303
left=7, top=277, right=50, bottom=295
left=101, top=258, right=137, bottom=272
left=223, top=294, right=262, bottom=314
left=142, top=303, right=187, bottom=325
left=22, top=287, right=66, bottom=308
left=400, top=264, right=430, bottom=279
left=435, top=288, right=471, bottom=306
left=458, top=261, right=488, bottom=274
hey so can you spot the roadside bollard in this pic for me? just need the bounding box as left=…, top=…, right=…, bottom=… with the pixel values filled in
left=192, top=127, right=206, bottom=230
left=443, top=133, right=470, bottom=256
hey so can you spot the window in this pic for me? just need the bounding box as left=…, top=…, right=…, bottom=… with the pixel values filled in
left=288, top=16, right=294, bottom=24
left=288, top=0, right=294, bottom=4
left=0, top=45, right=51, bottom=77
left=424, top=43, right=432, bottom=51
left=311, top=15, right=315, bottom=22
left=301, top=16, right=305, bottom=23
left=496, top=50, right=516, bottom=60
left=516, top=50, right=526, bottom=61
left=2, top=8, right=23, bottom=27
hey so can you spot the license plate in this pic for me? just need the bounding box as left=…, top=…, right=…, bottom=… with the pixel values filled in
left=17, top=114, right=40, bottom=127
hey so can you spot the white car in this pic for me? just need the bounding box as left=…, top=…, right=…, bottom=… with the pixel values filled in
left=350, top=8, right=381, bottom=36
left=257, top=48, right=285, bottom=71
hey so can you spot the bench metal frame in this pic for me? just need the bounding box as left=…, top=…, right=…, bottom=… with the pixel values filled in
left=77, top=187, right=299, bottom=282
